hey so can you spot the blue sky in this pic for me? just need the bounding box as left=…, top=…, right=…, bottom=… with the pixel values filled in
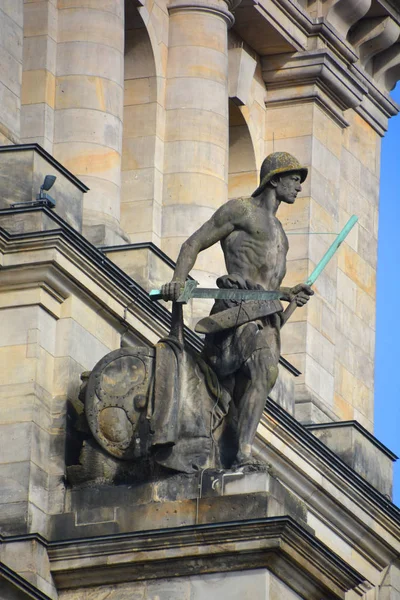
left=375, top=84, right=400, bottom=505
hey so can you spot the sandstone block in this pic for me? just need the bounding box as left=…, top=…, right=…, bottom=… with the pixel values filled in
left=162, top=172, right=227, bottom=208
left=22, top=69, right=55, bottom=107
left=165, top=108, right=227, bottom=147
left=166, top=77, right=228, bottom=117
left=58, top=0, right=124, bottom=18
left=121, top=166, right=162, bottom=203
left=24, top=1, right=57, bottom=41
left=168, top=11, right=227, bottom=54
left=56, top=75, right=123, bottom=118
left=305, top=354, right=334, bottom=408
left=56, top=42, right=123, bottom=83
left=55, top=109, right=123, bottom=153
left=168, top=45, right=227, bottom=84
left=124, top=77, right=157, bottom=106
left=0, top=1, right=23, bottom=29
left=54, top=142, right=121, bottom=185
left=57, top=7, right=124, bottom=52
left=312, top=105, right=342, bottom=158
left=163, top=140, right=226, bottom=180
left=21, top=102, right=54, bottom=141
left=23, top=35, right=57, bottom=74
left=123, top=102, right=159, bottom=139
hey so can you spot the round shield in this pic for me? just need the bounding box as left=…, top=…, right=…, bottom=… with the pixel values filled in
left=85, top=347, right=155, bottom=460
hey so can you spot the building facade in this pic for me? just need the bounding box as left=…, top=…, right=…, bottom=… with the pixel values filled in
left=1, top=0, right=400, bottom=598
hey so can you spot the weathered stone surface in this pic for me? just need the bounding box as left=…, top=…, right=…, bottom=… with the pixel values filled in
left=0, top=145, right=85, bottom=232
left=53, top=471, right=309, bottom=540
left=306, top=421, right=396, bottom=497
left=58, top=569, right=304, bottom=600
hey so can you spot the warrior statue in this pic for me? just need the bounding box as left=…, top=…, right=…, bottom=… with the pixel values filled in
left=75, top=152, right=315, bottom=483
left=160, top=152, right=314, bottom=468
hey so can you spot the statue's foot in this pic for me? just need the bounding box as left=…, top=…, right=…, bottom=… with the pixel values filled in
left=231, top=452, right=270, bottom=472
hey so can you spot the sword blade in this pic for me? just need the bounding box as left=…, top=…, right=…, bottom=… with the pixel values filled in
left=190, top=288, right=283, bottom=301
left=305, top=215, right=358, bottom=286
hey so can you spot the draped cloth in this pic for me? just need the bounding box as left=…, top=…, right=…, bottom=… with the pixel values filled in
left=150, top=337, right=230, bottom=473
left=202, top=273, right=283, bottom=379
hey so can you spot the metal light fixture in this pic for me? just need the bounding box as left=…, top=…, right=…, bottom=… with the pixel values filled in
left=36, top=174, right=57, bottom=208
left=11, top=175, right=57, bottom=209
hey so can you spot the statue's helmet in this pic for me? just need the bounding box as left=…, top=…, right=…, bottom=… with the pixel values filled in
left=252, top=152, right=308, bottom=197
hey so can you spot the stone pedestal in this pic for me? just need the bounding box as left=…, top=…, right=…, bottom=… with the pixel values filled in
left=47, top=471, right=364, bottom=600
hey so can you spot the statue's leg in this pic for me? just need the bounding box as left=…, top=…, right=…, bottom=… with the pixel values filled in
left=233, top=324, right=279, bottom=466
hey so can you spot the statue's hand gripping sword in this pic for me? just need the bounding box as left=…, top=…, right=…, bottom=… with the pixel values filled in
left=149, top=215, right=358, bottom=328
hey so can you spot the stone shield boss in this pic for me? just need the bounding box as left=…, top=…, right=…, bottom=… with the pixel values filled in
left=85, top=347, right=154, bottom=460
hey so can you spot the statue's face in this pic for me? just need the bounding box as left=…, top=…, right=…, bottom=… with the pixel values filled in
left=275, top=171, right=302, bottom=204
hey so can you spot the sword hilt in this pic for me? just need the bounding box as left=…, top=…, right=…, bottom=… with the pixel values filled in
left=149, top=280, right=198, bottom=303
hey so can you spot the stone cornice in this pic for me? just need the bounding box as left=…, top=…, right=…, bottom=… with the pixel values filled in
left=47, top=517, right=365, bottom=598
left=244, top=0, right=400, bottom=133
left=262, top=48, right=367, bottom=127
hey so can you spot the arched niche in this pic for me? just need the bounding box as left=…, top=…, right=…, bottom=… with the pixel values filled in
left=228, top=101, right=257, bottom=199
left=121, top=2, right=161, bottom=243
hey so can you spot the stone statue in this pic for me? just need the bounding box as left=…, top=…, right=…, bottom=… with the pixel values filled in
left=161, top=152, right=314, bottom=467
left=68, top=152, right=314, bottom=484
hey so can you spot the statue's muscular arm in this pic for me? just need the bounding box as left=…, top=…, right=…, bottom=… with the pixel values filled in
left=162, top=199, right=245, bottom=300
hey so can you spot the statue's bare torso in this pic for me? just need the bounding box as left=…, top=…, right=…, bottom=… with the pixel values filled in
left=221, top=198, right=288, bottom=290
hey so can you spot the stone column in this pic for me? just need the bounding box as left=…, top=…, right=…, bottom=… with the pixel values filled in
left=162, top=0, right=236, bottom=291
left=54, top=0, right=127, bottom=246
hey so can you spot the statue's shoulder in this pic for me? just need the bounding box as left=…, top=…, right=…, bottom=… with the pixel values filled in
left=222, top=196, right=252, bottom=217
left=226, top=195, right=252, bottom=204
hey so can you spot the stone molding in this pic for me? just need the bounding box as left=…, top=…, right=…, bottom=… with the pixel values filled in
left=168, top=0, right=237, bottom=26
left=262, top=49, right=367, bottom=127
left=47, top=517, right=365, bottom=598
left=249, top=0, right=400, bottom=132
left=324, top=0, right=372, bottom=39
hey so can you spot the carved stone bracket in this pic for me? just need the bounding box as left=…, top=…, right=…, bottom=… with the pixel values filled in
left=324, top=0, right=372, bottom=38
left=373, top=42, right=400, bottom=92
left=349, top=16, right=400, bottom=73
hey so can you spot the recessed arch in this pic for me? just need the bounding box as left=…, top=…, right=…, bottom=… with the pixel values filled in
left=228, top=101, right=258, bottom=199
left=121, top=3, right=161, bottom=242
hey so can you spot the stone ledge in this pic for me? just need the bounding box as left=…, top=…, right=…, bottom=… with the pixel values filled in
left=262, top=400, right=400, bottom=525
left=53, top=471, right=309, bottom=540
left=47, top=517, right=366, bottom=599
left=305, top=420, right=397, bottom=498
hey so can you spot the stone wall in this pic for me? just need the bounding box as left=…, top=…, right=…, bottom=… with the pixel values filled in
left=0, top=0, right=23, bottom=144
left=58, top=569, right=303, bottom=600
